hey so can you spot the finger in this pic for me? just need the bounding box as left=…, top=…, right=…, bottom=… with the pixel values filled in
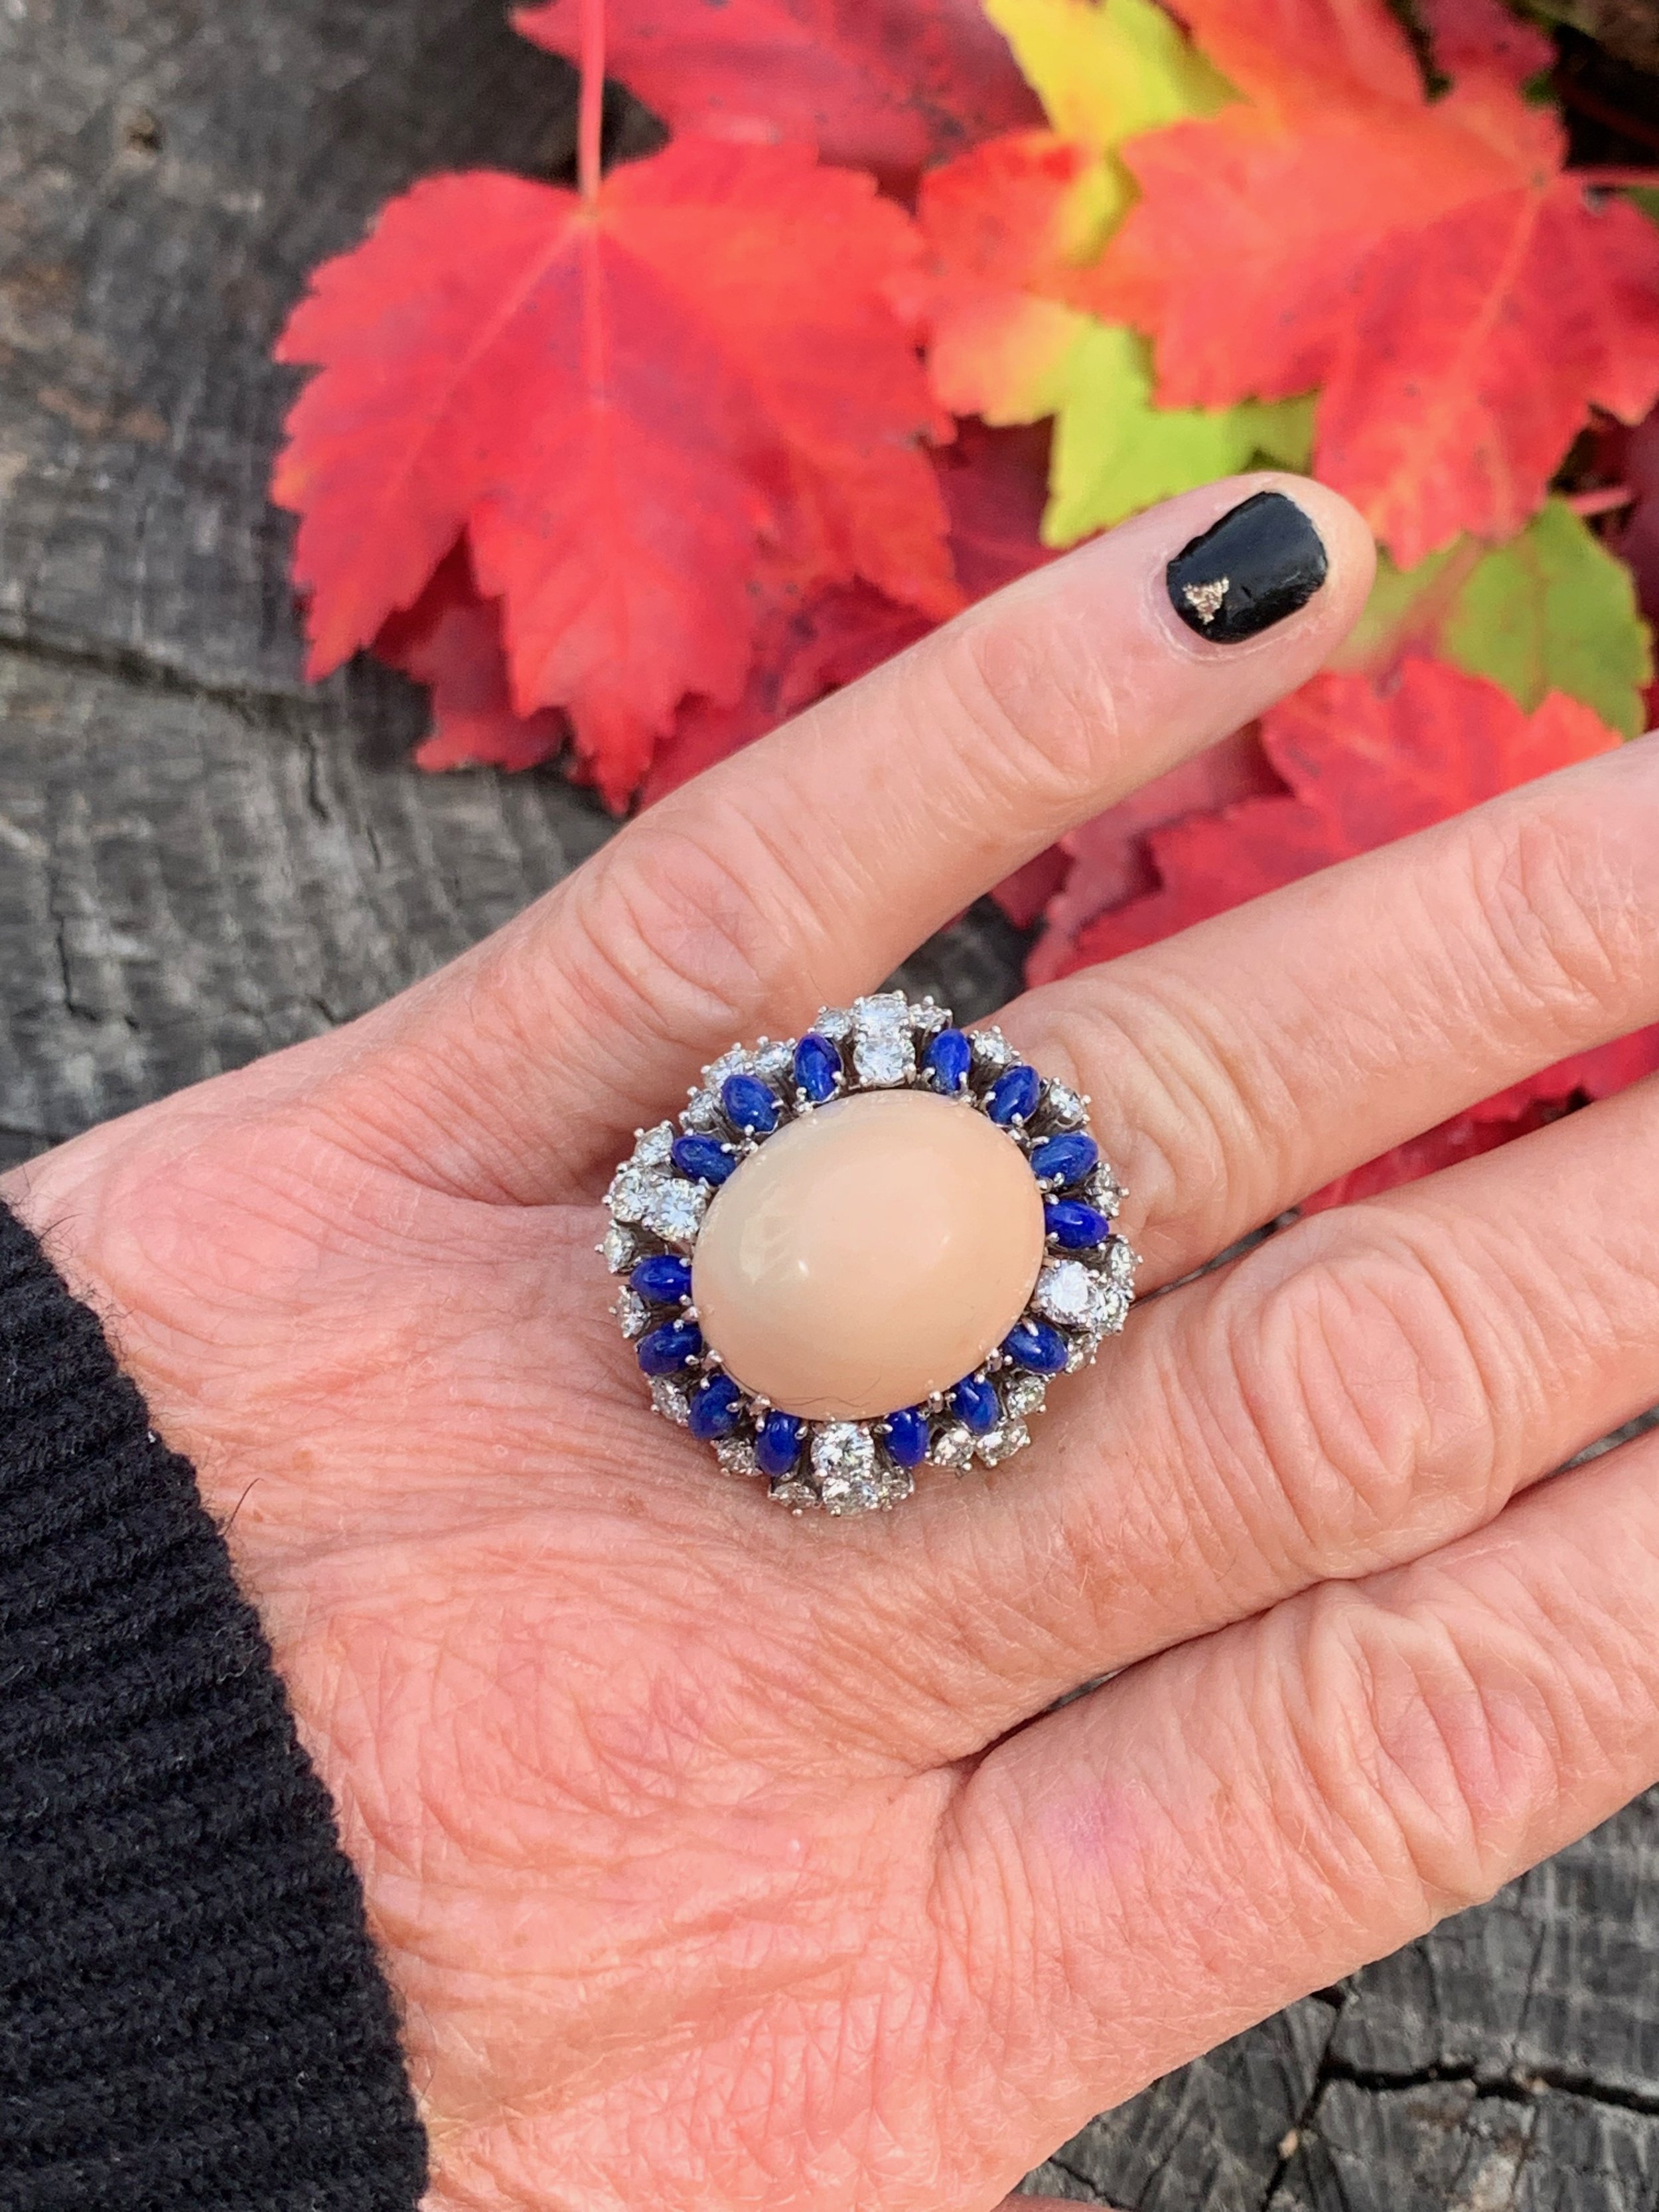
left=848, top=1070, right=1659, bottom=1759
left=999, top=729, right=1659, bottom=1290
left=930, top=1424, right=1659, bottom=2193
left=326, top=474, right=1372, bottom=1201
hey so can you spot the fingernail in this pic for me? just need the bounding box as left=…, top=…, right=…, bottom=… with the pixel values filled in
left=1167, top=490, right=1329, bottom=643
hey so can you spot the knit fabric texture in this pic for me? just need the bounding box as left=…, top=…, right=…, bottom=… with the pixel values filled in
left=0, top=1203, right=429, bottom=2212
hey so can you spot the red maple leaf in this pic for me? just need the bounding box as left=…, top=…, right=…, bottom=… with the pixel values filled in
left=1005, top=727, right=1287, bottom=973
left=272, top=141, right=958, bottom=806
left=1604, top=397, right=1659, bottom=652
left=378, top=421, right=1054, bottom=798
left=1091, top=0, right=1659, bottom=562
left=373, top=545, right=566, bottom=773
left=1040, top=656, right=1659, bottom=1202
left=642, top=419, right=1054, bottom=799
left=513, top=0, right=1042, bottom=185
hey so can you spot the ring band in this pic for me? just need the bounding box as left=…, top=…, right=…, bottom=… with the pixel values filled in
left=602, top=994, right=1136, bottom=1514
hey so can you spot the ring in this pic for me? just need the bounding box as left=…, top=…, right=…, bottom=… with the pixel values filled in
left=601, top=994, right=1137, bottom=1514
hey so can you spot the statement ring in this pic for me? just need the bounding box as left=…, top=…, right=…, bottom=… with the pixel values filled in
left=601, top=994, right=1137, bottom=1514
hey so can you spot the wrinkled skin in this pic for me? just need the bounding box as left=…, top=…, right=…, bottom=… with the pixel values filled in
left=14, top=475, right=1659, bottom=2211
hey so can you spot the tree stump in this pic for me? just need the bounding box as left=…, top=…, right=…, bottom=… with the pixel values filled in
left=3, top=5, right=1657, bottom=2203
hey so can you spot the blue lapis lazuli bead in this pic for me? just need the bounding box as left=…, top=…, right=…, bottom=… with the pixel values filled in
left=950, top=1376, right=1001, bottom=1432
left=924, top=1027, right=973, bottom=1094
left=1003, top=1319, right=1069, bottom=1374
left=671, top=1132, right=737, bottom=1185
left=755, top=1411, right=805, bottom=1477
left=987, top=1062, right=1041, bottom=1125
left=883, top=1407, right=931, bottom=1467
left=721, top=1071, right=779, bottom=1135
left=638, top=1319, right=703, bottom=1376
left=630, top=1253, right=693, bottom=1304
left=794, top=1032, right=840, bottom=1103
left=1028, top=1130, right=1100, bottom=1187
left=687, top=1373, right=745, bottom=1439
left=1044, top=1199, right=1111, bottom=1250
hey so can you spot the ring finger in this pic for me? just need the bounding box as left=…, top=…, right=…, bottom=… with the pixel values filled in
left=813, top=739, right=1659, bottom=1744
left=881, top=1069, right=1659, bottom=1751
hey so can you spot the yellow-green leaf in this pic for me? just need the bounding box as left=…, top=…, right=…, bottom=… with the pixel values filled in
left=1043, top=321, right=1314, bottom=544
left=1332, top=500, right=1652, bottom=737
left=987, top=0, right=1232, bottom=152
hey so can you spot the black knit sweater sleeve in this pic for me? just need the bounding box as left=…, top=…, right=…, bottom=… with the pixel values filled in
left=0, top=1203, right=429, bottom=2212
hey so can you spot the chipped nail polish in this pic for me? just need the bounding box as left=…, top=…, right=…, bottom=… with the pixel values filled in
left=1167, top=490, right=1329, bottom=643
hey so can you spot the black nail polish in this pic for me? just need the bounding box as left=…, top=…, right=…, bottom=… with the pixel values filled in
left=1166, top=490, right=1329, bottom=643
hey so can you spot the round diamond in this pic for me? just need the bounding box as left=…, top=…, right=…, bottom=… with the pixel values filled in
left=813, top=1005, right=854, bottom=1041
left=1041, top=1082, right=1088, bottom=1129
left=872, top=1461, right=916, bottom=1507
left=638, top=1177, right=709, bottom=1246
left=853, top=990, right=911, bottom=1033
left=1086, top=1165, right=1127, bottom=1215
left=1096, top=1286, right=1131, bottom=1334
left=681, top=1087, right=725, bottom=1132
left=715, top=1434, right=759, bottom=1477
left=768, top=1475, right=820, bottom=1511
left=853, top=1031, right=915, bottom=1086
left=1033, top=1258, right=1110, bottom=1332
left=976, top=1421, right=1029, bottom=1466
left=650, top=1376, right=691, bottom=1424
left=607, top=1164, right=652, bottom=1223
left=1003, top=1373, right=1047, bottom=1418
left=755, top=1038, right=797, bottom=1084
left=931, top=1422, right=977, bottom=1469
left=631, top=1123, right=676, bottom=1169
left=812, top=1422, right=881, bottom=1512
left=970, top=1026, right=1016, bottom=1075
left=1104, top=1238, right=1137, bottom=1288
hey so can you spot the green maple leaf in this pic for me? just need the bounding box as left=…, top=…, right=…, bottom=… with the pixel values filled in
left=1333, top=499, right=1652, bottom=737
left=1043, top=322, right=1314, bottom=544
left=987, top=0, right=1233, bottom=150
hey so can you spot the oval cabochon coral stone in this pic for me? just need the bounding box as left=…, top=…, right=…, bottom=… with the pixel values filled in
left=691, top=1090, right=1046, bottom=1422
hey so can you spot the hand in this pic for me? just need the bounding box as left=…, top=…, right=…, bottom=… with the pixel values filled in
left=12, top=473, right=1659, bottom=2212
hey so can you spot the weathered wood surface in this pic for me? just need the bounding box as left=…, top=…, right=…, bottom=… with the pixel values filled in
left=3, top=3, right=1659, bottom=2205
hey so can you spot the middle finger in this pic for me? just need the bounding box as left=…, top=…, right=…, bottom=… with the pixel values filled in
left=1005, top=729, right=1659, bottom=1290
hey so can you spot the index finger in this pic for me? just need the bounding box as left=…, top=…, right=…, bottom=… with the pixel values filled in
left=330, top=474, right=1374, bottom=1203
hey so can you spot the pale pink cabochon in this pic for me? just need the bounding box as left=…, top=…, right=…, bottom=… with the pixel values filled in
left=691, top=1089, right=1046, bottom=1421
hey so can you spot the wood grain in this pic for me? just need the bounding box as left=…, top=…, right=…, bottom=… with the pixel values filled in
left=2, top=3, right=1656, bottom=2206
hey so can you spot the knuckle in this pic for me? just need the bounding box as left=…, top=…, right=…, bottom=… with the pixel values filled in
left=1285, top=1580, right=1571, bottom=1917
left=1015, top=978, right=1260, bottom=1256
left=1469, top=795, right=1645, bottom=1031
left=558, top=817, right=799, bottom=1047
left=925, top=602, right=1121, bottom=814
left=1204, top=1230, right=1504, bottom=1573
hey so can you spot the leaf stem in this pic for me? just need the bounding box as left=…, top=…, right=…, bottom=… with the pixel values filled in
left=1573, top=165, right=1659, bottom=189
left=578, top=0, right=604, bottom=203
left=1553, top=73, right=1659, bottom=163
